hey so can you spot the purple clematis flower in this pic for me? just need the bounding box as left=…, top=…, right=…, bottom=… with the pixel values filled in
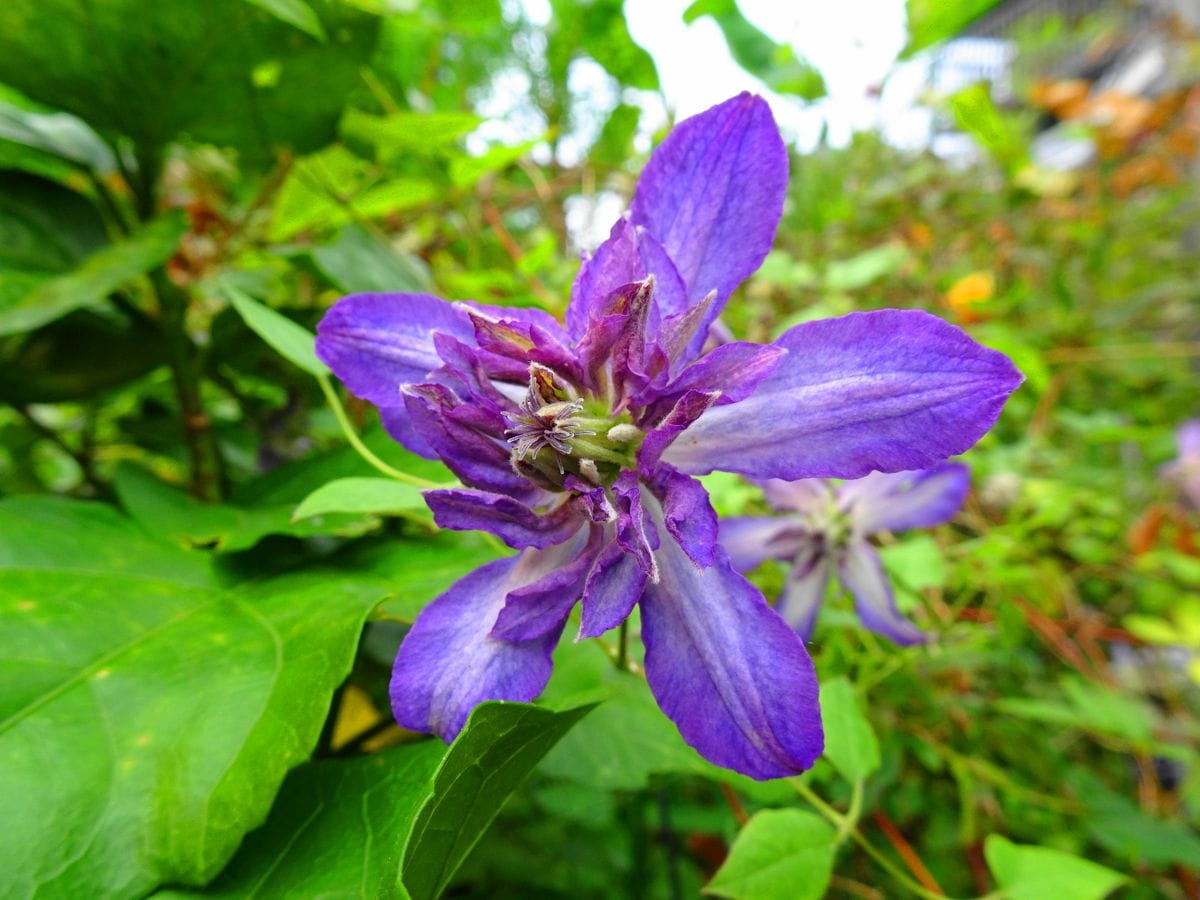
left=720, top=464, right=970, bottom=646
left=315, top=93, right=1022, bottom=779
left=1161, top=420, right=1200, bottom=511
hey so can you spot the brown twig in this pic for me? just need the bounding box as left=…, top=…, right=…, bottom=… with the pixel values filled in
left=871, top=810, right=945, bottom=896
left=719, top=782, right=749, bottom=827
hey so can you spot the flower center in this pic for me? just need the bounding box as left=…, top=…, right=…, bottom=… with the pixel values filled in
left=502, top=372, right=643, bottom=487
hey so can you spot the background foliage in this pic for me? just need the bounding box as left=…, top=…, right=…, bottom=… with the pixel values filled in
left=1, top=1, right=1197, bottom=897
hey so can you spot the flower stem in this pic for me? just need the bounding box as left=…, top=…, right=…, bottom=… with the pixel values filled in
left=318, top=375, right=446, bottom=489
left=615, top=619, right=629, bottom=671
left=790, top=779, right=952, bottom=900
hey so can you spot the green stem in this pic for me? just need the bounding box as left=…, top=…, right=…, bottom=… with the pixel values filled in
left=837, top=780, right=865, bottom=846
left=317, top=375, right=448, bottom=489
left=152, top=271, right=224, bottom=502
left=615, top=619, right=629, bottom=671
left=790, top=780, right=952, bottom=900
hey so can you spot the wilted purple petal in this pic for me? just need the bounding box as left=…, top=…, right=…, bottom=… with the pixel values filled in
left=491, top=528, right=600, bottom=640
left=640, top=496, right=823, bottom=779
left=662, top=310, right=1023, bottom=480
left=652, top=466, right=719, bottom=568
left=840, top=463, right=970, bottom=535
left=838, top=539, right=927, bottom=646
left=578, top=536, right=647, bottom=639
left=778, top=540, right=830, bottom=640
left=390, top=548, right=572, bottom=741
left=630, top=93, right=787, bottom=357
left=424, top=488, right=582, bottom=549
left=613, top=470, right=659, bottom=578
left=718, top=516, right=806, bottom=572
left=315, top=292, right=473, bottom=405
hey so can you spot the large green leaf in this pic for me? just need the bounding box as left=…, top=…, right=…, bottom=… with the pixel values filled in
left=705, top=809, right=836, bottom=900
left=983, top=835, right=1126, bottom=900
left=157, top=701, right=592, bottom=899
left=0, top=0, right=378, bottom=161
left=0, top=497, right=388, bottom=897
left=0, top=495, right=217, bottom=586
left=683, top=0, right=825, bottom=100
left=0, top=211, right=186, bottom=336
left=548, top=0, right=659, bottom=91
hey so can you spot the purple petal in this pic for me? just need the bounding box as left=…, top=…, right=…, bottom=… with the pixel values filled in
left=315, top=292, right=473, bottom=405
left=837, top=539, right=927, bottom=646
left=424, top=488, right=583, bottom=549
left=718, top=516, right=805, bottom=572
left=390, top=548, right=571, bottom=741
left=662, top=310, right=1023, bottom=480
left=651, top=466, right=719, bottom=568
left=839, top=463, right=969, bottom=535
left=1178, top=420, right=1200, bottom=459
left=778, top=540, right=830, bottom=640
left=491, top=528, right=600, bottom=640
left=663, top=342, right=787, bottom=406
left=578, top=536, right=647, bottom=638
left=637, top=389, right=719, bottom=472
left=640, top=496, right=823, bottom=779
left=402, top=383, right=535, bottom=500
left=567, top=219, right=686, bottom=339
left=761, top=478, right=832, bottom=515
left=630, top=93, right=787, bottom=356
left=379, top=404, right=439, bottom=459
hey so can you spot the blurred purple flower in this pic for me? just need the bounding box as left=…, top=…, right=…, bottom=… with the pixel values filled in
left=721, top=464, right=970, bottom=645
left=315, top=93, right=1022, bottom=779
left=1161, top=420, right=1200, bottom=511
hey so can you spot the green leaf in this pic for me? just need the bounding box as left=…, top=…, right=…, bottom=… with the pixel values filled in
left=342, top=108, right=483, bottom=160
left=0, top=171, right=109, bottom=273
left=449, top=138, right=541, bottom=189
left=225, top=284, right=328, bottom=376
left=0, top=310, right=164, bottom=404
left=343, top=532, right=505, bottom=624
left=293, top=476, right=429, bottom=521
left=983, top=835, right=1126, bottom=900
left=400, top=701, right=596, bottom=899
left=0, top=494, right=217, bottom=586
left=550, top=0, right=659, bottom=91
left=310, top=223, right=433, bottom=294
left=948, top=83, right=1029, bottom=174
left=706, top=809, right=836, bottom=900
left=155, top=741, right=447, bottom=899
left=0, top=211, right=185, bottom=336
left=114, top=462, right=377, bottom=552
left=0, top=100, right=115, bottom=173
left=683, top=0, right=825, bottom=100
left=0, top=499, right=388, bottom=897
left=879, top=535, right=946, bottom=592
left=270, top=144, right=436, bottom=240
left=159, top=701, right=592, bottom=899
left=0, top=0, right=379, bottom=162
left=818, top=678, right=880, bottom=783
left=823, top=243, right=909, bottom=292
left=902, top=0, right=1005, bottom=58
left=242, top=0, right=326, bottom=40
